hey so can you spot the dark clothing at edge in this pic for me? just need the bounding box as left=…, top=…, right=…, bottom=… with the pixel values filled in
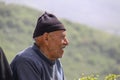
left=10, top=44, right=64, bottom=80
left=0, top=47, right=13, bottom=80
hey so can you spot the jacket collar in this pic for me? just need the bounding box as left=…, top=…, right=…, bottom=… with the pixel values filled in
left=32, top=43, right=56, bottom=66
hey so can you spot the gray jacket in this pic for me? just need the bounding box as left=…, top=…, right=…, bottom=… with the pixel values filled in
left=10, top=44, right=64, bottom=80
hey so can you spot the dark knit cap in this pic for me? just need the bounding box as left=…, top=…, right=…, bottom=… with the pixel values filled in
left=33, top=12, right=66, bottom=38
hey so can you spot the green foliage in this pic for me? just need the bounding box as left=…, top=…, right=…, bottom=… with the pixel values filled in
left=105, top=74, right=120, bottom=80
left=77, top=74, right=120, bottom=80
left=1, top=1, right=120, bottom=80
left=78, top=74, right=98, bottom=80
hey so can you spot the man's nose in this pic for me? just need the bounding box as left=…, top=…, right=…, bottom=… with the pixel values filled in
left=64, top=38, right=69, bottom=46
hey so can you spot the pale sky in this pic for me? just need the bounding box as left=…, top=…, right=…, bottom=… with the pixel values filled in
left=5, top=0, right=120, bottom=32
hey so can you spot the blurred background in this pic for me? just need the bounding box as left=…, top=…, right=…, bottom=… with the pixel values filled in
left=0, top=0, right=120, bottom=80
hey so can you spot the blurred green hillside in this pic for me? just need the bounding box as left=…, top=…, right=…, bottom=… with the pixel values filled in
left=0, top=2, right=120, bottom=80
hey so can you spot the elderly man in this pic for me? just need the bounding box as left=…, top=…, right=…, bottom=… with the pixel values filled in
left=10, top=12, right=69, bottom=80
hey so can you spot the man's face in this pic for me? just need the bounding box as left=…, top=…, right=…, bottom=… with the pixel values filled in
left=47, top=30, right=69, bottom=60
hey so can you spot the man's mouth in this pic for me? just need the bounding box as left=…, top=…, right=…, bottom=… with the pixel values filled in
left=62, top=46, right=66, bottom=49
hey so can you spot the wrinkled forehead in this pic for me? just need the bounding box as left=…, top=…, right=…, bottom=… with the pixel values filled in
left=50, top=30, right=66, bottom=35
left=49, top=30, right=66, bottom=36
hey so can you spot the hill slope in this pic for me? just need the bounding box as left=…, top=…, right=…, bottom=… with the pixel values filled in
left=0, top=2, right=120, bottom=80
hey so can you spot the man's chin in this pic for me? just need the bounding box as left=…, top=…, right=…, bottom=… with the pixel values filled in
left=59, top=52, right=64, bottom=58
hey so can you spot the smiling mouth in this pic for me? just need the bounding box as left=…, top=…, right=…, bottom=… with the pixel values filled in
left=62, top=46, right=66, bottom=49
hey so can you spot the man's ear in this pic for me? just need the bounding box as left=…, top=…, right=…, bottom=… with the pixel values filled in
left=43, top=32, right=49, bottom=45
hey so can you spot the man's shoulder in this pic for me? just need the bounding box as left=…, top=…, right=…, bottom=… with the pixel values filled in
left=10, top=46, right=43, bottom=68
left=11, top=46, right=40, bottom=64
left=18, top=46, right=34, bottom=56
